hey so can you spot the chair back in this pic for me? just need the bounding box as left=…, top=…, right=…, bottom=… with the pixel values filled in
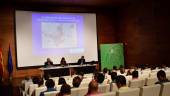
left=160, top=82, right=170, bottom=96
left=117, top=88, right=140, bottom=96
left=140, top=84, right=161, bottom=96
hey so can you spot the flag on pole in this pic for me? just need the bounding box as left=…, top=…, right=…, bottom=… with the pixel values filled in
left=0, top=48, right=4, bottom=79
left=7, top=46, right=13, bottom=77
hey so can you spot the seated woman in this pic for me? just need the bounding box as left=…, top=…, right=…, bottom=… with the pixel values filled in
left=57, top=84, right=71, bottom=96
left=85, top=80, right=100, bottom=96
left=40, top=79, right=56, bottom=96
left=60, top=57, right=67, bottom=67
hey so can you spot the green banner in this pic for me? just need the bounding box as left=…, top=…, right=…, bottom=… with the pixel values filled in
left=100, top=43, right=124, bottom=70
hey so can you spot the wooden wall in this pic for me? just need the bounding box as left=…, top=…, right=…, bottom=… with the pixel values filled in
left=117, top=0, right=170, bottom=67
left=0, top=0, right=170, bottom=79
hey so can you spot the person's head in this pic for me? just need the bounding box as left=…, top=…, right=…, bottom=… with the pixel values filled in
left=61, top=57, right=65, bottom=61
left=81, top=56, right=84, bottom=59
left=44, top=74, right=50, bottom=80
left=79, top=72, right=84, bottom=80
left=126, top=70, right=132, bottom=76
left=72, top=76, right=82, bottom=88
left=59, top=84, right=71, bottom=95
left=45, top=79, right=55, bottom=89
left=94, top=72, right=104, bottom=84
left=87, top=80, right=98, bottom=94
left=47, top=58, right=51, bottom=62
left=113, top=66, right=117, bottom=70
left=58, top=77, right=66, bottom=85
left=115, top=75, right=126, bottom=88
left=38, top=78, right=44, bottom=87
left=120, top=68, right=125, bottom=74
left=111, top=72, right=117, bottom=82
left=132, top=70, right=138, bottom=79
left=119, top=65, right=124, bottom=69
left=32, top=76, right=40, bottom=84
left=103, top=68, right=108, bottom=74
left=157, top=70, right=167, bottom=81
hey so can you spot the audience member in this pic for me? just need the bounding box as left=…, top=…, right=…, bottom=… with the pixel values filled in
left=57, top=84, right=71, bottom=96
left=112, top=66, right=117, bottom=72
left=132, top=70, right=138, bottom=79
left=40, top=79, right=56, bottom=96
left=43, top=74, right=50, bottom=80
left=58, top=77, right=66, bottom=85
left=111, top=72, right=117, bottom=83
left=115, top=75, right=129, bottom=90
left=78, top=71, right=84, bottom=80
left=126, top=69, right=132, bottom=76
left=85, top=80, right=100, bottom=96
left=155, top=70, right=170, bottom=84
left=72, top=76, right=82, bottom=88
left=103, top=68, right=109, bottom=79
left=38, top=78, right=44, bottom=87
left=94, top=72, right=105, bottom=84
left=120, top=67, right=125, bottom=75
left=31, top=78, right=44, bottom=96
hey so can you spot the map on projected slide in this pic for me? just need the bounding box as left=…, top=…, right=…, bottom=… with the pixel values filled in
left=41, top=22, right=77, bottom=48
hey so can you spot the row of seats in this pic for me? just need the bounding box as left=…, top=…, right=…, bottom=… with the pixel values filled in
left=23, top=68, right=170, bottom=96
left=43, top=82, right=170, bottom=96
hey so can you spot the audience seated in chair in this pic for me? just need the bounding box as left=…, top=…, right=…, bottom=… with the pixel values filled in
left=40, top=79, right=56, bottom=96
left=115, top=75, right=129, bottom=90
left=85, top=80, right=100, bottom=96
left=58, top=77, right=66, bottom=85
left=132, top=70, right=139, bottom=79
left=31, top=78, right=44, bottom=96
left=72, top=76, right=82, bottom=88
left=57, top=84, right=71, bottom=96
left=94, top=72, right=105, bottom=84
left=155, top=70, right=170, bottom=84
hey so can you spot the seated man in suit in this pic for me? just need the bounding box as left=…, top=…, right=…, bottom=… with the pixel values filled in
left=44, top=58, right=53, bottom=67
left=77, top=56, right=85, bottom=65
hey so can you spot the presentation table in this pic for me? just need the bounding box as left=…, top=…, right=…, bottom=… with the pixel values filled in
left=40, top=64, right=97, bottom=77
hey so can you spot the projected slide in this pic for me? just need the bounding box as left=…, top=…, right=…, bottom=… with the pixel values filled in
left=15, top=11, right=98, bottom=67
left=41, top=22, right=77, bottom=48
left=32, top=13, right=84, bottom=55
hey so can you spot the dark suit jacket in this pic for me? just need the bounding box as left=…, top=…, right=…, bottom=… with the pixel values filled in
left=44, top=61, right=53, bottom=67
left=77, top=58, right=85, bottom=64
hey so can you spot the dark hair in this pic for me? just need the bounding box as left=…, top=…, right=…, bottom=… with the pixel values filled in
left=32, top=76, right=39, bottom=84
left=113, top=66, right=117, bottom=70
left=132, top=70, right=138, bottom=78
left=120, top=68, right=125, bottom=74
left=59, top=84, right=71, bottom=95
left=72, top=76, right=81, bottom=87
left=111, top=72, right=117, bottom=82
left=45, top=79, right=55, bottom=88
left=87, top=80, right=98, bottom=95
left=58, top=77, right=66, bottom=85
left=103, top=68, right=108, bottom=74
left=44, top=74, right=49, bottom=80
left=157, top=70, right=166, bottom=79
left=79, top=72, right=84, bottom=77
left=95, top=72, right=104, bottom=84
left=126, top=70, right=132, bottom=76
left=38, top=78, right=44, bottom=87
left=115, top=75, right=126, bottom=86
